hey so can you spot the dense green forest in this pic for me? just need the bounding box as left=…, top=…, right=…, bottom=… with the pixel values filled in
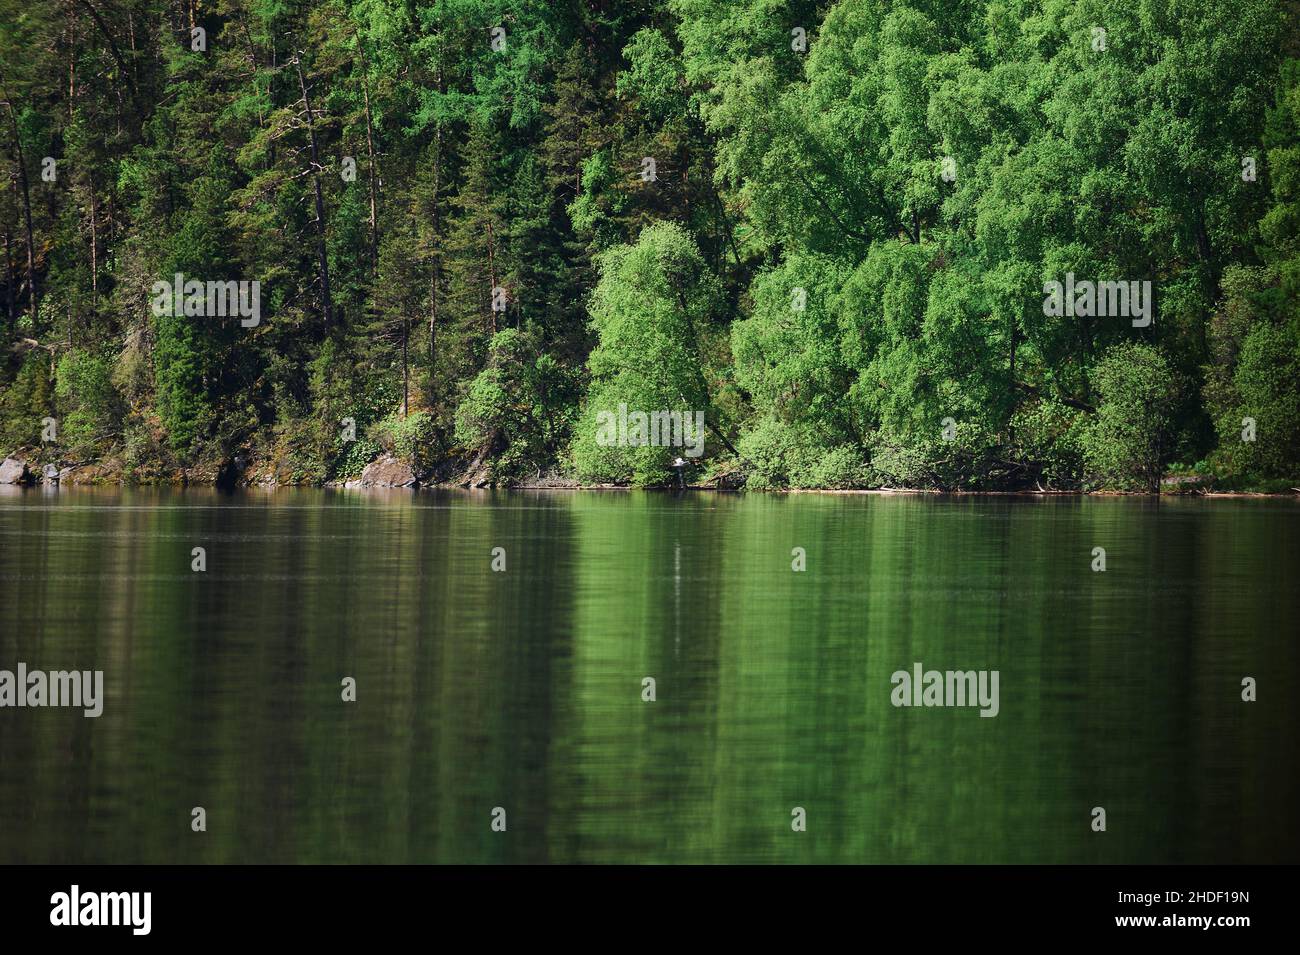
left=1, top=0, right=1298, bottom=490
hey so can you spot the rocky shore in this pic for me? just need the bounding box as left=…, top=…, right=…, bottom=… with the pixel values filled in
left=3, top=451, right=1291, bottom=496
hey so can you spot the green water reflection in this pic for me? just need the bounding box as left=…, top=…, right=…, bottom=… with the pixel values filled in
left=0, top=488, right=1295, bottom=863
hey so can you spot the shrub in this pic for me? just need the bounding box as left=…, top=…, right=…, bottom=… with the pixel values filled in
left=55, top=350, right=122, bottom=455
left=0, top=353, right=52, bottom=451
left=1083, top=343, right=1180, bottom=491
left=369, top=410, right=437, bottom=475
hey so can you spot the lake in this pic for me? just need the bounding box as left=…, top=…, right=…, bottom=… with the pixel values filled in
left=0, top=488, right=1295, bottom=863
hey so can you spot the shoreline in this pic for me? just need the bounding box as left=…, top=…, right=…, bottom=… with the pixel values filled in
left=3, top=454, right=1296, bottom=498
left=1, top=477, right=1295, bottom=500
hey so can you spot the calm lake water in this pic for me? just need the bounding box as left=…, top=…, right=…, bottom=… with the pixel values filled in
left=0, top=488, right=1296, bottom=864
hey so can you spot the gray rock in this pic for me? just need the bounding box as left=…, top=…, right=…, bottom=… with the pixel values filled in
left=357, top=455, right=417, bottom=488
left=0, top=457, right=29, bottom=484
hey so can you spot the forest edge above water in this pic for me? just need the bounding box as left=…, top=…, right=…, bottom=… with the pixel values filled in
left=3, top=2, right=1300, bottom=496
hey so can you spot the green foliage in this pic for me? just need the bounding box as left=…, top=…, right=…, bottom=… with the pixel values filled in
left=456, top=327, right=576, bottom=480
left=1201, top=264, right=1299, bottom=482
left=310, top=341, right=401, bottom=480
left=736, top=415, right=869, bottom=490
left=54, top=350, right=121, bottom=455
left=2, top=1, right=1299, bottom=491
left=731, top=252, right=855, bottom=445
left=1224, top=320, right=1300, bottom=478
left=369, top=410, right=438, bottom=474
left=1010, top=398, right=1088, bottom=490
left=1083, top=343, right=1181, bottom=492
left=617, top=30, right=688, bottom=123
left=867, top=421, right=1003, bottom=490
left=153, top=309, right=211, bottom=457
left=568, top=149, right=627, bottom=252
left=1264, top=59, right=1300, bottom=282
left=0, top=353, right=52, bottom=451
left=572, top=223, right=719, bottom=485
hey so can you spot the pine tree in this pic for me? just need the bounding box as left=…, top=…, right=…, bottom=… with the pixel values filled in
left=442, top=119, right=509, bottom=390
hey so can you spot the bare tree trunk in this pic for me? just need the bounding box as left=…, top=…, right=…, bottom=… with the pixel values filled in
left=74, top=1, right=138, bottom=96
left=89, top=187, right=98, bottom=298
left=428, top=62, right=444, bottom=364
left=4, top=95, right=38, bottom=323
left=354, top=44, right=380, bottom=275
left=67, top=3, right=77, bottom=121
left=267, top=26, right=278, bottom=167
left=486, top=219, right=497, bottom=335
left=239, top=15, right=266, bottom=141
left=128, top=9, right=137, bottom=91
left=429, top=272, right=437, bottom=365
left=1008, top=316, right=1018, bottom=444
left=4, top=228, right=14, bottom=333
left=363, top=80, right=380, bottom=273
left=402, top=318, right=409, bottom=417
left=294, top=52, right=335, bottom=331
left=705, top=417, right=740, bottom=457
left=427, top=253, right=439, bottom=391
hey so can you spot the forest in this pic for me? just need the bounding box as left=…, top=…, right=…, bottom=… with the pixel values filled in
left=1, top=0, right=1298, bottom=491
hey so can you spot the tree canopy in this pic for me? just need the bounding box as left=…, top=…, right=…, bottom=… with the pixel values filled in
left=2, top=0, right=1298, bottom=490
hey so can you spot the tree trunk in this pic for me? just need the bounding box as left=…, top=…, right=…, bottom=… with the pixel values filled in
left=705, top=417, right=740, bottom=457
left=4, top=96, right=38, bottom=323
left=294, top=52, right=335, bottom=331
left=486, top=219, right=497, bottom=335
left=402, top=318, right=409, bottom=418
left=128, top=9, right=138, bottom=92
left=429, top=272, right=437, bottom=366
left=75, top=1, right=138, bottom=96
left=1008, top=314, right=1018, bottom=444
left=89, top=186, right=98, bottom=298
left=429, top=123, right=441, bottom=363
left=67, top=4, right=77, bottom=121
left=4, top=228, right=13, bottom=333
left=357, top=51, right=380, bottom=275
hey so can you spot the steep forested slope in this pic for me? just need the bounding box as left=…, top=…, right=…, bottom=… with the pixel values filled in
left=1, top=1, right=1298, bottom=490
